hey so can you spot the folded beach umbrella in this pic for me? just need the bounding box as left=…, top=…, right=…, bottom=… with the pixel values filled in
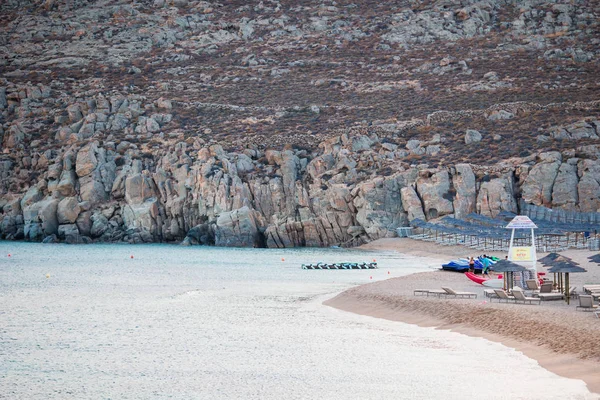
left=588, top=254, right=600, bottom=264
left=547, top=262, right=587, bottom=305
left=492, top=260, right=528, bottom=290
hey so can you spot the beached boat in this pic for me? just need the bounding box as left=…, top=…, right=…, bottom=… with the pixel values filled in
left=441, top=258, right=484, bottom=273
left=441, top=261, right=469, bottom=272
left=482, top=279, right=504, bottom=289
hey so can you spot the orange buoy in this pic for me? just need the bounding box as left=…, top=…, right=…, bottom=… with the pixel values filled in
left=281, top=258, right=285, bottom=261
left=373, top=259, right=376, bottom=262
left=388, top=271, right=390, bottom=274
left=7, top=254, right=11, bottom=257
left=369, top=276, right=372, bottom=280
left=130, top=255, right=134, bottom=259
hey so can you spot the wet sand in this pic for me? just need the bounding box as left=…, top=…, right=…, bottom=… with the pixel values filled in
left=328, top=238, right=600, bottom=394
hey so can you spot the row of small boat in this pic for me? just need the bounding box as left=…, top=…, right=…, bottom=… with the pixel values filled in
left=302, top=262, right=378, bottom=270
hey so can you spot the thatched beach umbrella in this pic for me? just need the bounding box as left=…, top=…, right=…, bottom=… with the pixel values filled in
left=493, top=260, right=528, bottom=291
left=538, top=252, right=579, bottom=266
left=547, top=262, right=587, bottom=305
left=538, top=253, right=579, bottom=288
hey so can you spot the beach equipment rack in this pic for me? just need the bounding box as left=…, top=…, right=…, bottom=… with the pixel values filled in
left=302, top=262, right=377, bottom=270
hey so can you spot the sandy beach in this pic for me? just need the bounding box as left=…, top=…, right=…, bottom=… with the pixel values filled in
left=327, top=238, right=600, bottom=394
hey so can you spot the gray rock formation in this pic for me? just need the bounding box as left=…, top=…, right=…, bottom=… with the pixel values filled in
left=0, top=0, right=598, bottom=246
left=416, top=169, right=453, bottom=219
left=521, top=152, right=562, bottom=207
left=452, top=164, right=477, bottom=219
left=551, top=160, right=579, bottom=210
left=465, top=129, right=482, bottom=144
left=476, top=174, right=518, bottom=217
left=215, top=206, right=260, bottom=247
left=577, top=160, right=600, bottom=213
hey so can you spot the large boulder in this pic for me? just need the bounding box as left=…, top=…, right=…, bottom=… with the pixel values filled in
left=464, top=129, right=482, bottom=144
left=75, top=143, right=99, bottom=177
left=265, top=219, right=304, bottom=248
left=452, top=164, right=476, bottom=219
left=23, top=198, right=59, bottom=239
left=21, top=184, right=44, bottom=209
left=2, top=196, right=21, bottom=217
left=55, top=170, right=77, bottom=197
left=58, top=224, right=81, bottom=243
left=550, top=120, right=599, bottom=140
left=3, top=124, right=25, bottom=148
left=122, top=198, right=160, bottom=239
left=79, top=175, right=108, bottom=203
left=214, top=206, right=259, bottom=247
left=354, top=176, right=407, bottom=238
left=90, top=213, right=109, bottom=238
left=76, top=210, right=93, bottom=236
left=401, top=186, right=426, bottom=222
left=38, top=198, right=59, bottom=237
left=577, top=159, right=600, bottom=212
left=521, top=152, right=562, bottom=207
left=476, top=175, right=518, bottom=217
left=416, top=169, right=453, bottom=219
left=57, top=197, right=81, bottom=224
left=183, top=223, right=214, bottom=245
left=125, top=173, right=156, bottom=205
left=551, top=160, right=579, bottom=210
left=55, top=152, right=77, bottom=197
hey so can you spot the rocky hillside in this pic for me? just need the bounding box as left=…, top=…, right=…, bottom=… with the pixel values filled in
left=0, top=0, right=599, bottom=246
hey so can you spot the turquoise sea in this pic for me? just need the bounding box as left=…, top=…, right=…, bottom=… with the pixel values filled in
left=0, top=242, right=596, bottom=399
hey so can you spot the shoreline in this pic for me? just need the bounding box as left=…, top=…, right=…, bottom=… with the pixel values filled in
left=325, top=238, right=600, bottom=395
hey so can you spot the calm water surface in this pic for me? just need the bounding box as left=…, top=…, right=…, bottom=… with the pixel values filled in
left=0, top=242, right=596, bottom=399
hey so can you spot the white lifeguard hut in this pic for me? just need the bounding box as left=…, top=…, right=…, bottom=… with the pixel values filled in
left=506, top=215, right=538, bottom=280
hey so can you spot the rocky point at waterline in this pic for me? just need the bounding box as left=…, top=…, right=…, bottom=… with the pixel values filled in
left=0, top=0, right=599, bottom=247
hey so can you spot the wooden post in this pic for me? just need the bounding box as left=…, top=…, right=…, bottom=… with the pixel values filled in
left=565, top=273, right=570, bottom=305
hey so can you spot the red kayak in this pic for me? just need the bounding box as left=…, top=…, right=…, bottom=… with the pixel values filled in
left=465, top=272, right=502, bottom=285
left=466, top=271, right=544, bottom=286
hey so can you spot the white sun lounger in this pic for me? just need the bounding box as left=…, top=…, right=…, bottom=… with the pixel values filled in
left=512, top=290, right=541, bottom=305
left=492, top=289, right=516, bottom=303
left=575, top=295, right=599, bottom=312
left=441, top=287, right=477, bottom=299
left=414, top=289, right=447, bottom=297
left=538, top=292, right=565, bottom=301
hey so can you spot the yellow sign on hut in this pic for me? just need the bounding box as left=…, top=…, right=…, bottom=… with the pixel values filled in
left=505, top=215, right=538, bottom=275
left=510, top=246, right=533, bottom=261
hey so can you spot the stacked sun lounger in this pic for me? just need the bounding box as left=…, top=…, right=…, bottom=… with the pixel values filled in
left=583, top=285, right=600, bottom=299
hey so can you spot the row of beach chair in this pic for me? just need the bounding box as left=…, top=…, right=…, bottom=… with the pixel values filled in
left=414, top=287, right=477, bottom=298
left=414, top=287, right=600, bottom=318
left=490, top=289, right=540, bottom=304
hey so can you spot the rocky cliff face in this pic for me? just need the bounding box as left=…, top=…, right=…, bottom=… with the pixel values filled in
left=0, top=0, right=598, bottom=246
left=2, top=127, right=599, bottom=247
